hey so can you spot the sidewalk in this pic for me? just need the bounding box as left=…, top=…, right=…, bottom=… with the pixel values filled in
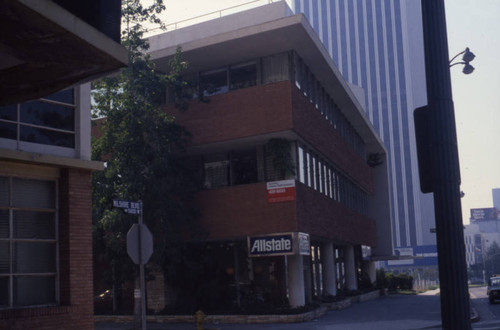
left=418, top=288, right=440, bottom=296
left=95, top=291, right=444, bottom=330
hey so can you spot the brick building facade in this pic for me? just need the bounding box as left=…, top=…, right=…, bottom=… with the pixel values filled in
left=146, top=2, right=393, bottom=309
left=0, top=1, right=126, bottom=329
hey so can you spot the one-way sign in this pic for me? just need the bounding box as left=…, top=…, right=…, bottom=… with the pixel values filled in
left=113, top=199, right=142, bottom=214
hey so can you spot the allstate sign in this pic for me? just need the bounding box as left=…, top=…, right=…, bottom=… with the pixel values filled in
left=248, top=232, right=310, bottom=257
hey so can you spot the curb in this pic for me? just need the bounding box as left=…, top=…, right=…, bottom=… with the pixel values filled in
left=95, top=290, right=381, bottom=325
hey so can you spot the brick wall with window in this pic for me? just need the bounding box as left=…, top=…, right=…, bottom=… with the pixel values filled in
left=0, top=166, right=94, bottom=330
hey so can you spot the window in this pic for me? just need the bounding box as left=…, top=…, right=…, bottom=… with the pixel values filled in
left=298, top=146, right=305, bottom=183
left=204, top=159, right=229, bottom=188
left=0, top=176, right=58, bottom=308
left=229, top=62, right=257, bottom=91
left=297, top=144, right=368, bottom=214
left=0, top=89, right=75, bottom=148
left=200, top=69, right=228, bottom=96
left=231, top=149, right=257, bottom=185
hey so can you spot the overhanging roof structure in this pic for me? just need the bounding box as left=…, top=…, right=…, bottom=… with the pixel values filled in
left=149, top=11, right=386, bottom=156
left=0, top=0, right=128, bottom=106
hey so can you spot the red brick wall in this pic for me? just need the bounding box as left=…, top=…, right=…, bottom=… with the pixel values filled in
left=295, top=182, right=376, bottom=246
left=195, top=181, right=375, bottom=247
left=196, top=182, right=298, bottom=240
left=291, top=85, right=373, bottom=193
left=0, top=168, right=95, bottom=330
left=164, top=81, right=294, bottom=146
left=166, top=81, right=373, bottom=193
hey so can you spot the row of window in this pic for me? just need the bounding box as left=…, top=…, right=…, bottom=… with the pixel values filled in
left=293, top=54, right=365, bottom=158
left=0, top=89, right=75, bottom=148
left=171, top=51, right=365, bottom=160
left=0, top=176, right=58, bottom=308
left=298, top=145, right=368, bottom=215
left=173, top=61, right=258, bottom=101
left=201, top=146, right=291, bottom=189
left=199, top=143, right=368, bottom=215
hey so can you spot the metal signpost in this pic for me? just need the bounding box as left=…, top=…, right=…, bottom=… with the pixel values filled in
left=113, top=200, right=152, bottom=330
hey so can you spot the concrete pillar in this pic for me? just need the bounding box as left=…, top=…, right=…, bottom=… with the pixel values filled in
left=344, top=245, right=357, bottom=291
left=313, top=246, right=321, bottom=296
left=287, top=254, right=305, bottom=307
left=304, top=256, right=313, bottom=303
left=364, top=261, right=376, bottom=285
left=321, top=242, right=337, bottom=296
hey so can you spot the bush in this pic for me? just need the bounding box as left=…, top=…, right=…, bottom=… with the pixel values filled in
left=376, top=270, right=413, bottom=291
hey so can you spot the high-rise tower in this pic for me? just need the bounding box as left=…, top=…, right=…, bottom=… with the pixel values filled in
left=284, top=0, right=434, bottom=250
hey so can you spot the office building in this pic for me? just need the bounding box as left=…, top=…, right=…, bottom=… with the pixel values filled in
left=146, top=2, right=391, bottom=309
left=280, top=0, right=433, bottom=263
left=493, top=188, right=500, bottom=210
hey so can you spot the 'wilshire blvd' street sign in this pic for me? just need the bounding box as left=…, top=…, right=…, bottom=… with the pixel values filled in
left=113, top=199, right=142, bottom=214
left=247, top=232, right=310, bottom=257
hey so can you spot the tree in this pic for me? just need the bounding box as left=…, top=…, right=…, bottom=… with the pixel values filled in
left=91, top=0, right=202, bottom=313
left=484, top=242, right=500, bottom=279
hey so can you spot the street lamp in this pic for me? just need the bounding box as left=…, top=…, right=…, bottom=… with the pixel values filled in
left=449, top=47, right=476, bottom=74
left=416, top=1, right=472, bottom=328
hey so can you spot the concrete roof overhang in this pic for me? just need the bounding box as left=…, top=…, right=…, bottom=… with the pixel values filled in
left=149, top=14, right=386, bottom=156
left=0, top=0, right=128, bottom=106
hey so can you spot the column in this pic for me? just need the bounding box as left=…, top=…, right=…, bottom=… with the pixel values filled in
left=362, top=260, right=376, bottom=285
left=287, top=254, right=305, bottom=307
left=321, top=242, right=337, bottom=296
left=344, top=245, right=357, bottom=291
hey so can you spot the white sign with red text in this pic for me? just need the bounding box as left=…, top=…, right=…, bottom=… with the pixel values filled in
left=267, top=179, right=295, bottom=203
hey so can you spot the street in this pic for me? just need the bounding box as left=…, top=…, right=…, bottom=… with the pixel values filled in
left=97, top=292, right=443, bottom=330
left=470, top=286, right=500, bottom=329
left=96, top=287, right=500, bottom=330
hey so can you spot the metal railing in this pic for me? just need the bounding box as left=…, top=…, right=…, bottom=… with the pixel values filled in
left=146, top=0, right=281, bottom=35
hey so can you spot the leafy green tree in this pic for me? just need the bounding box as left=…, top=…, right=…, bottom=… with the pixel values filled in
left=91, top=0, right=202, bottom=313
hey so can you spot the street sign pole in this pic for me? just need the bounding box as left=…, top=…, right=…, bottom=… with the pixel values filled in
left=114, top=199, right=150, bottom=330
left=139, top=201, right=146, bottom=330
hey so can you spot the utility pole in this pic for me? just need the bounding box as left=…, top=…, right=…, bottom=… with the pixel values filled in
left=415, top=0, right=471, bottom=328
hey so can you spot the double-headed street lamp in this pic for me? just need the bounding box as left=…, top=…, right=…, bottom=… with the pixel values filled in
left=449, top=47, right=476, bottom=74
left=416, top=1, right=474, bottom=328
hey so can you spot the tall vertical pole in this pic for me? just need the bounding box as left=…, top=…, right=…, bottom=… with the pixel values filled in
left=139, top=201, right=146, bottom=330
left=420, top=1, right=471, bottom=328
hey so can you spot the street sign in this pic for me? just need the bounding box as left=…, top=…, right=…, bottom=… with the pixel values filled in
left=126, top=224, right=153, bottom=264
left=113, top=199, right=142, bottom=214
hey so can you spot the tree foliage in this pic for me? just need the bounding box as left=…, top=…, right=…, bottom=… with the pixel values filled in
left=91, top=0, right=202, bottom=307
left=485, top=241, right=500, bottom=279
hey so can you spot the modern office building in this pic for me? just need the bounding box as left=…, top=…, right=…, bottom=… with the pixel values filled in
left=280, top=0, right=433, bottom=260
left=147, top=2, right=392, bottom=309
left=0, top=1, right=126, bottom=329
left=161, top=0, right=433, bottom=266
left=463, top=224, right=482, bottom=268
left=493, top=188, right=500, bottom=210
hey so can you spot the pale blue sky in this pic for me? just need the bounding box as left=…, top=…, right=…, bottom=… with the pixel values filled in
left=445, top=0, right=500, bottom=222
left=157, top=0, right=500, bottom=224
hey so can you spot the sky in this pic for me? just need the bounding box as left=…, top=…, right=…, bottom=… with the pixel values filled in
left=155, top=0, right=500, bottom=224
left=445, top=0, right=500, bottom=223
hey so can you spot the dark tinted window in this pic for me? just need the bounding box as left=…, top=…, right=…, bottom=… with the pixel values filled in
left=43, top=88, right=74, bottom=104
left=0, top=105, right=17, bottom=121
left=20, top=126, right=74, bottom=148
left=230, top=63, right=256, bottom=90
left=200, top=69, right=228, bottom=96
left=232, top=149, right=257, bottom=185
left=20, top=101, right=74, bottom=131
left=0, top=122, right=16, bottom=139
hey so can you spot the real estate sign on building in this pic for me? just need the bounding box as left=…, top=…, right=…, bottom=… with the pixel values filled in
left=267, top=179, right=295, bottom=203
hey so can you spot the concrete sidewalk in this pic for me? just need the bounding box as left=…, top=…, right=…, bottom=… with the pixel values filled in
left=96, top=292, right=444, bottom=330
